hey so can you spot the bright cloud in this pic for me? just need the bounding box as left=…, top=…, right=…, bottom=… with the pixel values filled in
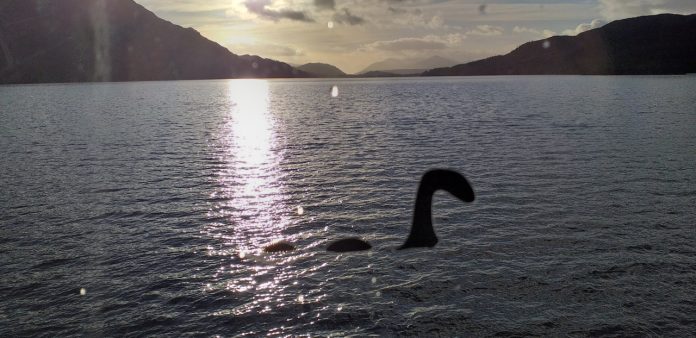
left=513, top=26, right=556, bottom=38
left=599, top=0, right=696, bottom=20
left=467, top=25, right=504, bottom=36
left=562, top=19, right=605, bottom=35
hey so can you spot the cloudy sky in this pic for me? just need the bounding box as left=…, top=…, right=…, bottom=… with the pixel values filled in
left=136, top=0, right=696, bottom=73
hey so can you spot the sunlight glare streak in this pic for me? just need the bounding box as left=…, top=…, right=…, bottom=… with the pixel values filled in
left=203, top=80, right=315, bottom=320
left=228, top=80, right=273, bottom=167
left=214, top=79, right=291, bottom=253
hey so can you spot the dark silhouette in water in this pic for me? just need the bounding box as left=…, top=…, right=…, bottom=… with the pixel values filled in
left=399, top=169, right=475, bottom=249
left=326, top=237, right=373, bottom=252
left=264, top=169, right=475, bottom=253
left=263, top=241, right=296, bottom=253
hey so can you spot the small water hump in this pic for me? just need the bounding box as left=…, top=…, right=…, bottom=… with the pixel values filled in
left=331, top=85, right=339, bottom=98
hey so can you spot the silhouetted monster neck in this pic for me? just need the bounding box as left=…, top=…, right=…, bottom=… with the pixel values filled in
left=399, top=169, right=475, bottom=250
left=400, top=184, right=437, bottom=249
left=264, top=169, right=474, bottom=253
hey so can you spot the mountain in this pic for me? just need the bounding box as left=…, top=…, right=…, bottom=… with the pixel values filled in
left=360, top=55, right=457, bottom=74
left=355, top=71, right=401, bottom=77
left=370, top=69, right=423, bottom=75
left=424, top=13, right=696, bottom=76
left=416, top=55, right=459, bottom=69
left=296, top=63, right=346, bottom=77
left=0, top=0, right=306, bottom=84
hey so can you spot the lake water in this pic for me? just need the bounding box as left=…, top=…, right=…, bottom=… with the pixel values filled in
left=1, top=76, right=695, bottom=336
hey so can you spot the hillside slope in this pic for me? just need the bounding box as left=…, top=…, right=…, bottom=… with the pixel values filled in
left=0, top=0, right=305, bottom=84
left=297, top=63, right=346, bottom=77
left=424, top=14, right=696, bottom=76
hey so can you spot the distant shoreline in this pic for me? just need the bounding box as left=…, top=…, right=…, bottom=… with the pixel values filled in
left=4, top=74, right=696, bottom=87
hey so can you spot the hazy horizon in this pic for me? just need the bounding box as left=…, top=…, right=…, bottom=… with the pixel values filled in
left=134, top=0, right=696, bottom=73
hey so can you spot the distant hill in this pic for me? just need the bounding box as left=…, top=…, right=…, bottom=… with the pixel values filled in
left=355, top=71, right=401, bottom=77
left=361, top=55, right=456, bottom=74
left=297, top=63, right=346, bottom=77
left=0, top=0, right=306, bottom=84
left=424, top=13, right=696, bottom=76
left=370, top=69, right=425, bottom=76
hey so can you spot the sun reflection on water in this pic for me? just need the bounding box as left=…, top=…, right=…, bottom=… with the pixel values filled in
left=204, top=80, right=324, bottom=332
left=218, top=79, right=289, bottom=250
left=228, top=81, right=273, bottom=167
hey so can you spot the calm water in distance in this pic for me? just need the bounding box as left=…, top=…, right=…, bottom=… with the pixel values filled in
left=1, top=76, right=696, bottom=336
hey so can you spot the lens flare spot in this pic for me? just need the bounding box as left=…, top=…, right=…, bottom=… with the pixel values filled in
left=328, top=21, right=334, bottom=29
left=542, top=40, right=550, bottom=49
left=79, top=288, right=86, bottom=296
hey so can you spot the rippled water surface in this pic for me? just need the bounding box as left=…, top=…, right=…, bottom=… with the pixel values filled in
left=2, top=76, right=696, bottom=336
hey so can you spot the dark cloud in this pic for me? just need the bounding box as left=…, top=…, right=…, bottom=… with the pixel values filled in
left=314, top=0, right=335, bottom=11
left=244, top=0, right=314, bottom=22
left=387, top=6, right=422, bottom=15
left=333, top=8, right=366, bottom=25
left=387, top=6, right=423, bottom=15
left=388, top=6, right=407, bottom=14
left=380, top=0, right=432, bottom=3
